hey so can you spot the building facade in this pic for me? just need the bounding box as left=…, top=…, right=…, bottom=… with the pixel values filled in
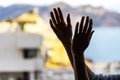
left=0, top=31, right=43, bottom=80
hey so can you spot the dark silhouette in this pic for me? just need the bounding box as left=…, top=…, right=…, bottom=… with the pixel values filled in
left=49, top=7, right=73, bottom=66
left=49, top=7, right=120, bottom=80
left=49, top=7, right=94, bottom=80
left=72, top=16, right=94, bottom=80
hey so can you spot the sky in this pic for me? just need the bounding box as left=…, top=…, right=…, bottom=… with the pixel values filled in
left=0, top=0, right=120, bottom=13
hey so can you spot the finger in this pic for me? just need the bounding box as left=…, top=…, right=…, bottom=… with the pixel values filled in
left=49, top=19, right=58, bottom=34
left=83, top=16, right=89, bottom=33
left=79, top=16, right=85, bottom=33
left=88, top=30, right=94, bottom=42
left=74, top=22, right=79, bottom=36
left=53, top=8, right=60, bottom=23
left=87, top=18, right=93, bottom=36
left=67, top=14, right=72, bottom=29
left=57, top=7, right=65, bottom=23
left=50, top=11, right=57, bottom=26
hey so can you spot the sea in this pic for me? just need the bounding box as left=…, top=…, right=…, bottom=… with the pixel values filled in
left=85, top=27, right=120, bottom=62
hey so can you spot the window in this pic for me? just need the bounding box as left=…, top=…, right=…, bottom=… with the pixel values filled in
left=23, top=72, right=29, bottom=80
left=34, top=71, right=40, bottom=80
left=23, top=49, right=38, bottom=59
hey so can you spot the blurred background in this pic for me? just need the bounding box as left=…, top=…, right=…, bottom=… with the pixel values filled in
left=0, top=0, right=120, bottom=80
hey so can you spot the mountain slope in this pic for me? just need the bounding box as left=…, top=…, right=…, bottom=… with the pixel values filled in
left=0, top=2, right=120, bottom=26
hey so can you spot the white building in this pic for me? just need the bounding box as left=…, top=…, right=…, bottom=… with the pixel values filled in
left=0, top=29, right=43, bottom=80
left=93, top=61, right=120, bottom=74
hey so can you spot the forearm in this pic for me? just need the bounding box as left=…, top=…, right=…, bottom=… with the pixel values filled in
left=63, top=44, right=94, bottom=80
left=62, top=39, right=74, bottom=66
left=63, top=44, right=79, bottom=80
left=63, top=44, right=73, bottom=66
left=73, top=53, right=89, bottom=80
left=62, top=40, right=94, bottom=80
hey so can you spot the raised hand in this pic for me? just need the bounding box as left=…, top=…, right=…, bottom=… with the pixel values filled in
left=72, top=16, right=94, bottom=54
left=49, top=7, right=74, bottom=68
left=72, top=16, right=94, bottom=80
left=49, top=7, right=72, bottom=46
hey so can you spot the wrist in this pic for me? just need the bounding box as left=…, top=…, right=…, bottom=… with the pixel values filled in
left=72, top=50, right=85, bottom=55
left=62, top=40, right=72, bottom=51
left=73, top=52, right=85, bottom=65
left=73, top=52, right=84, bottom=57
left=62, top=40, right=72, bottom=47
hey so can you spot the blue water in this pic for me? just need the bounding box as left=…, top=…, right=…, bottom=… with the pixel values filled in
left=85, top=27, right=120, bottom=62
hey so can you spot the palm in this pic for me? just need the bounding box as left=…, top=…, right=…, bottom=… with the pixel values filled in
left=72, top=16, right=94, bottom=54
left=49, top=7, right=72, bottom=45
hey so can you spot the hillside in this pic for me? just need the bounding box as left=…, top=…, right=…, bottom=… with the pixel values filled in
left=40, top=2, right=120, bottom=27
left=0, top=2, right=120, bottom=27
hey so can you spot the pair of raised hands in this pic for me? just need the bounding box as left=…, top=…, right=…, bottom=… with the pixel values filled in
left=49, top=7, right=94, bottom=80
left=49, top=7, right=94, bottom=54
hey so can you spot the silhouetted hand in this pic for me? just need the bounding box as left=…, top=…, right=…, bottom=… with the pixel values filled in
left=72, top=16, right=94, bottom=54
left=49, top=7, right=72, bottom=46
